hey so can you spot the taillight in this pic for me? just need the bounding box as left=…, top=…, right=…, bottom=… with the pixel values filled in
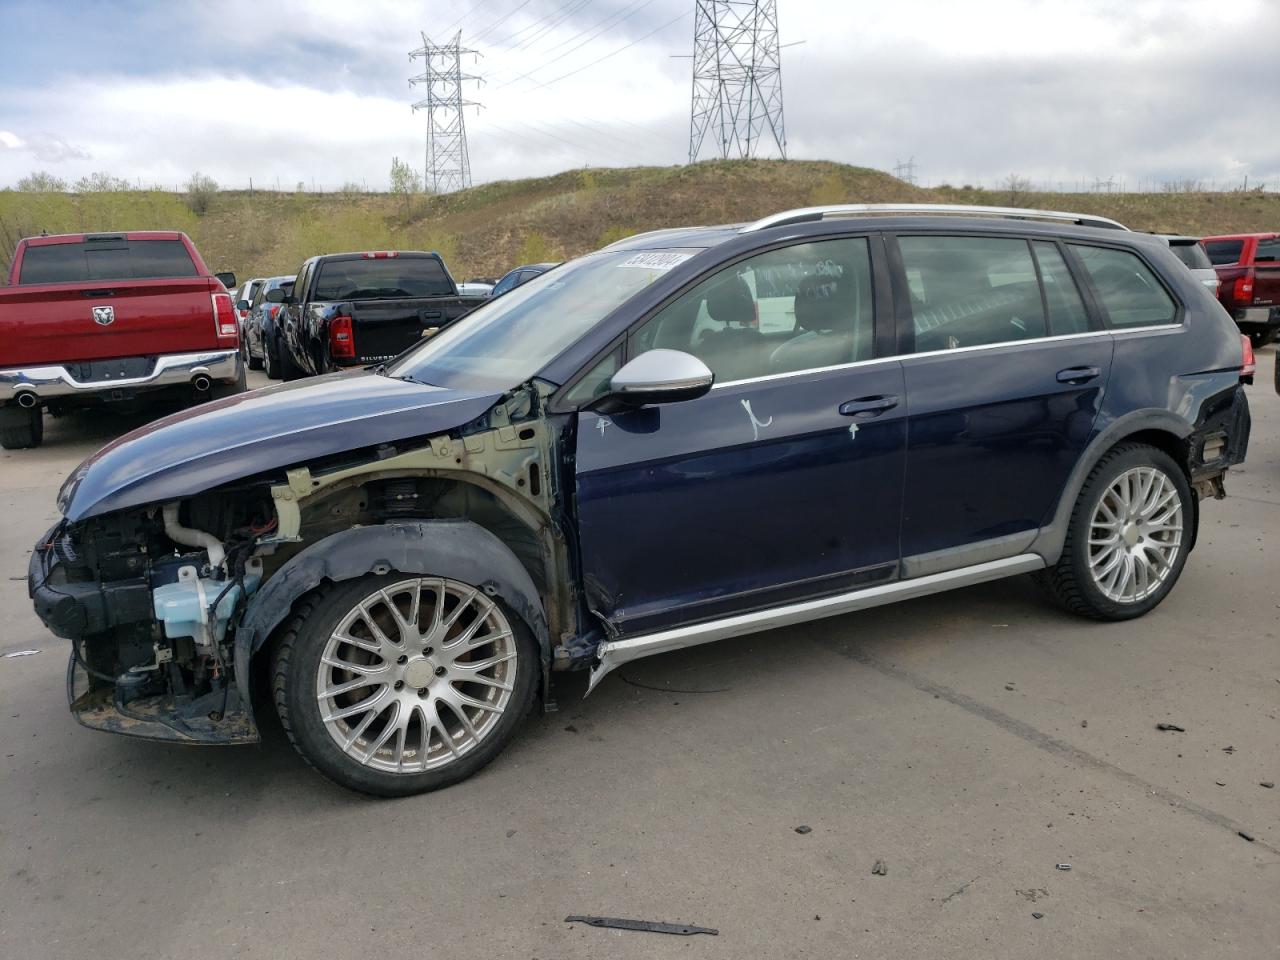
left=1232, top=270, right=1255, bottom=304
left=211, top=292, right=238, bottom=340
left=1240, top=334, right=1255, bottom=382
left=330, top=315, right=356, bottom=359
left=268, top=305, right=280, bottom=319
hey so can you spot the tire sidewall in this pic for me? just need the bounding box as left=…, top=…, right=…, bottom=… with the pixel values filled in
left=1065, top=445, right=1193, bottom=620
left=278, top=575, right=539, bottom=797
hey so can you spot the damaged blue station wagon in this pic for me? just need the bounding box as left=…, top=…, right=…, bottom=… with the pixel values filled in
left=28, top=205, right=1252, bottom=796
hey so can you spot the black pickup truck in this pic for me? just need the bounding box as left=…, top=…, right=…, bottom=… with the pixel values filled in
left=268, top=251, right=478, bottom=379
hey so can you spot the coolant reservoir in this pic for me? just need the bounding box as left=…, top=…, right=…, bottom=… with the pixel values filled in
left=152, top=559, right=263, bottom=647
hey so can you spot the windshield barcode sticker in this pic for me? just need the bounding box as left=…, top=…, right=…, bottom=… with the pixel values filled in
left=618, top=252, right=693, bottom=270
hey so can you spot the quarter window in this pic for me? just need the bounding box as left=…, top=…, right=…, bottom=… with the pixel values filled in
left=632, top=237, right=874, bottom=383
left=1203, top=239, right=1243, bottom=266
left=1032, top=241, right=1090, bottom=335
left=899, top=236, right=1046, bottom=352
left=1254, top=238, right=1280, bottom=263
left=1070, top=245, right=1177, bottom=328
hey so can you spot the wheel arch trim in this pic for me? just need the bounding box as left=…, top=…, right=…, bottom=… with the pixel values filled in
left=1030, top=409, right=1193, bottom=566
left=233, top=520, right=550, bottom=710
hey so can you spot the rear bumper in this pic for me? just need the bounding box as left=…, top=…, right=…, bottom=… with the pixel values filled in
left=0, top=349, right=241, bottom=404
left=1232, top=306, right=1280, bottom=331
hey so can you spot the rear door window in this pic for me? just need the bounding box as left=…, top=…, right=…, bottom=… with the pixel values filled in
left=1070, top=244, right=1178, bottom=328
left=313, top=256, right=453, bottom=300
left=19, top=238, right=197, bottom=284
left=898, top=235, right=1046, bottom=352
left=1203, top=239, right=1244, bottom=266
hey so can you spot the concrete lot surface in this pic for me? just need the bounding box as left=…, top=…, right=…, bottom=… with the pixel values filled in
left=1, top=358, right=1277, bottom=959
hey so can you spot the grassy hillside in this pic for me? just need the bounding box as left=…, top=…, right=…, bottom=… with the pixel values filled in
left=2, top=160, right=1278, bottom=282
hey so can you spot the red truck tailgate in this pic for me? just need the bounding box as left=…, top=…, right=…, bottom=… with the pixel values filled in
left=1251, top=237, right=1280, bottom=308
left=0, top=277, right=222, bottom=365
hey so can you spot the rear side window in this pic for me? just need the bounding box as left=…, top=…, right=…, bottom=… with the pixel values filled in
left=1031, top=241, right=1090, bottom=335
left=1203, top=239, right=1243, bottom=266
left=19, top=238, right=198, bottom=284
left=1254, top=238, right=1280, bottom=263
left=1168, top=240, right=1212, bottom=270
left=1071, top=245, right=1177, bottom=328
left=899, top=235, right=1046, bottom=352
left=313, top=256, right=453, bottom=300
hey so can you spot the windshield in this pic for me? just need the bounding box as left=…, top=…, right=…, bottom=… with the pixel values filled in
left=385, top=248, right=696, bottom=391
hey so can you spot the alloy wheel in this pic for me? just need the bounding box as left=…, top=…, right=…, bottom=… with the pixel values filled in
left=315, top=578, right=518, bottom=774
left=1087, top=466, right=1184, bottom=604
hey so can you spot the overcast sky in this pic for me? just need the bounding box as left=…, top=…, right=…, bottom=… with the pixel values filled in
left=0, top=0, right=1276, bottom=192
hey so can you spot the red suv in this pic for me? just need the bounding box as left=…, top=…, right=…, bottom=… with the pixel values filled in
left=1201, top=233, right=1280, bottom=346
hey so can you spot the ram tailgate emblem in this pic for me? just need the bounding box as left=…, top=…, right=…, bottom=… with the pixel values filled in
left=92, top=305, right=115, bottom=326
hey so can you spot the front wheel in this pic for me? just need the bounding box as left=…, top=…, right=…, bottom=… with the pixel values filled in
left=1038, top=443, right=1192, bottom=620
left=273, top=575, right=538, bottom=797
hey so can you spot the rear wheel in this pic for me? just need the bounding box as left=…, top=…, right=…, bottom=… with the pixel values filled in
left=243, top=332, right=263, bottom=370
left=0, top=404, right=43, bottom=449
left=273, top=574, right=537, bottom=797
left=263, top=333, right=281, bottom=379
left=1038, top=443, right=1192, bottom=620
left=276, top=333, right=305, bottom=381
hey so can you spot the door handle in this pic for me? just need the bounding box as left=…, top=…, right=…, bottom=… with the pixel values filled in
left=839, top=395, right=900, bottom=417
left=1056, top=366, right=1100, bottom=384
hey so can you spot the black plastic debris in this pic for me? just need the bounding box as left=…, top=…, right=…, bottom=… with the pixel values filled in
left=1261, top=782, right=1275, bottom=789
left=1080, top=720, right=1088, bottom=728
left=1031, top=912, right=1044, bottom=920
left=795, top=825, right=812, bottom=834
left=872, top=859, right=888, bottom=876
left=1238, top=831, right=1256, bottom=843
left=1223, top=745, right=1236, bottom=754
left=1156, top=723, right=1186, bottom=732
left=565, top=916, right=718, bottom=937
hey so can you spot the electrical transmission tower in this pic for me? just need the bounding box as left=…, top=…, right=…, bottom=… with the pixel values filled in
left=893, top=157, right=918, bottom=185
left=409, top=31, right=481, bottom=193
left=688, top=0, right=787, bottom=163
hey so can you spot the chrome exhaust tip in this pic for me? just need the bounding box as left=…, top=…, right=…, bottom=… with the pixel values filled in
left=15, top=391, right=38, bottom=409
left=191, top=375, right=212, bottom=393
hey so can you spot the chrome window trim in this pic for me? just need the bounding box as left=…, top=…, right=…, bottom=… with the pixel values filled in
left=711, top=355, right=897, bottom=390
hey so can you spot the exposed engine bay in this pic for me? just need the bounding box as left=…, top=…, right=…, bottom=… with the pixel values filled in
left=33, top=491, right=277, bottom=742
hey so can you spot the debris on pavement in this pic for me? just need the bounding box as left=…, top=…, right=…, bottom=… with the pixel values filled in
left=1216, top=780, right=1226, bottom=787
left=1222, top=745, right=1236, bottom=754
left=2, top=649, right=40, bottom=659
left=1055, top=863, right=1071, bottom=871
left=1004, top=682, right=1015, bottom=691
left=1238, top=831, right=1256, bottom=843
left=1080, top=720, right=1087, bottom=728
left=565, top=916, right=718, bottom=937
left=872, top=859, right=888, bottom=876
left=1156, top=723, right=1186, bottom=732
left=794, top=825, right=812, bottom=834
left=1032, top=912, right=1045, bottom=920
left=1261, top=782, right=1275, bottom=789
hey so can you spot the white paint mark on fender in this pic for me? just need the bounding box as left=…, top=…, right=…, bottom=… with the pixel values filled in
left=740, top=399, right=773, bottom=441
left=848, top=422, right=859, bottom=441
left=596, top=417, right=610, bottom=437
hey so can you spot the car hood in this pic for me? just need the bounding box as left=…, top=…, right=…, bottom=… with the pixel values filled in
left=59, top=371, right=504, bottom=521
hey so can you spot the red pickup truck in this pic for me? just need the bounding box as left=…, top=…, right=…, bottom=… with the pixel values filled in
left=0, top=231, right=245, bottom=449
left=1201, top=232, right=1280, bottom=346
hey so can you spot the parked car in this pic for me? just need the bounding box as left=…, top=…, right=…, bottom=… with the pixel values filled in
left=1157, top=235, right=1218, bottom=294
left=0, top=231, right=245, bottom=449
left=28, top=204, right=1251, bottom=796
left=233, top=277, right=266, bottom=336
left=241, top=275, right=294, bottom=375
left=489, top=262, right=558, bottom=298
left=268, top=251, right=480, bottom=379
left=457, top=280, right=494, bottom=299
left=1201, top=232, right=1280, bottom=346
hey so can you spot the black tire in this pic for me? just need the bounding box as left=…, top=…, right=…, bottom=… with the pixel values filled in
left=263, top=333, right=281, bottom=379
left=244, top=333, right=264, bottom=371
left=210, top=362, right=248, bottom=401
left=1037, top=442, right=1193, bottom=621
left=276, top=332, right=305, bottom=382
left=272, top=575, right=539, bottom=797
left=0, top=405, right=44, bottom=450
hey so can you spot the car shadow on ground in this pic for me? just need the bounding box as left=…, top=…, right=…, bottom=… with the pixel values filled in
left=29, top=574, right=1059, bottom=812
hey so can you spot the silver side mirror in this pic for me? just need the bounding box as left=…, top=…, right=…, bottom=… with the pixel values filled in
left=606, top=349, right=714, bottom=407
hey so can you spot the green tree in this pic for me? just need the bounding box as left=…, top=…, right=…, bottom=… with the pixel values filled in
left=184, top=171, right=219, bottom=214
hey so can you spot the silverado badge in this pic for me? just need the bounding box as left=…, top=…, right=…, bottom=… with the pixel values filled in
left=92, top=305, right=115, bottom=326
